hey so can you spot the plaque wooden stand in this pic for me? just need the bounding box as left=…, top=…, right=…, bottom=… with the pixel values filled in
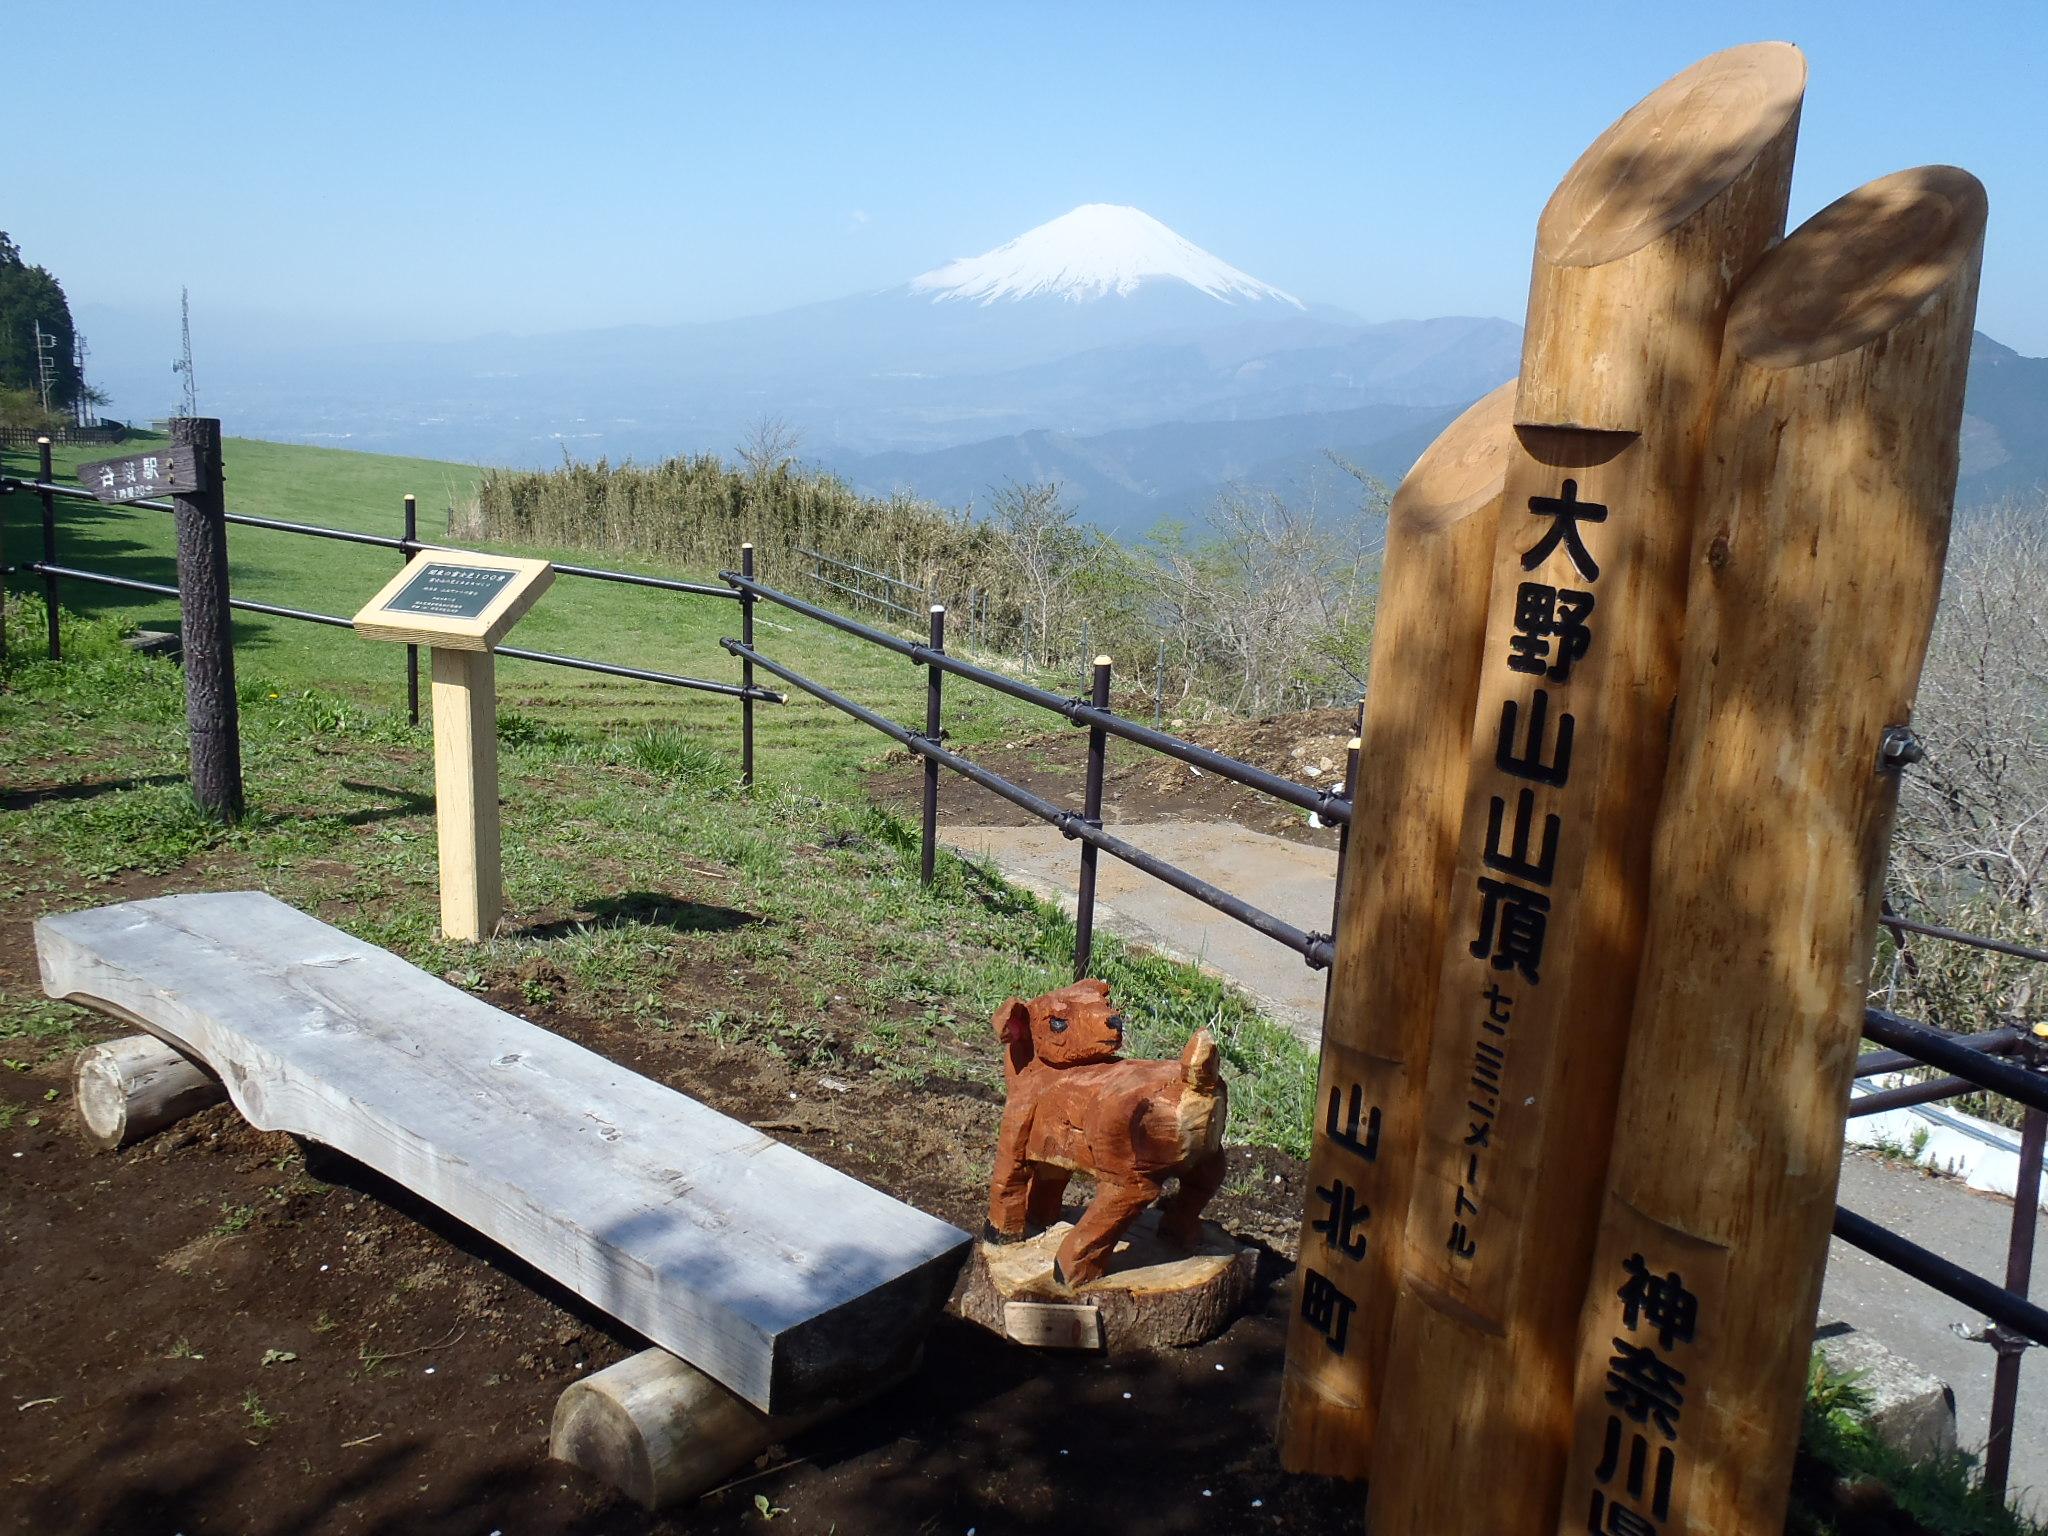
left=1275, top=37, right=1989, bottom=1536
left=958, top=1208, right=1253, bottom=1352
left=353, top=552, right=553, bottom=941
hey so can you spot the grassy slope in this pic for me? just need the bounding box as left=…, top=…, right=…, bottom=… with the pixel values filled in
left=1, top=433, right=1040, bottom=784
left=0, top=598, right=1314, bottom=1152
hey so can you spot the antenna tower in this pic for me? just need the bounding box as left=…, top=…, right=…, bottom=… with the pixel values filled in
left=72, top=332, right=92, bottom=426
left=172, top=287, right=198, bottom=418
left=33, top=320, right=59, bottom=413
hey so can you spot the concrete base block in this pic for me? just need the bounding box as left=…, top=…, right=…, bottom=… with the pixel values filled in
left=1815, top=1323, right=1958, bottom=1461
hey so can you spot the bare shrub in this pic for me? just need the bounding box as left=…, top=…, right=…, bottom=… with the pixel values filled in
left=1878, top=494, right=2048, bottom=1116
left=1148, top=474, right=1386, bottom=716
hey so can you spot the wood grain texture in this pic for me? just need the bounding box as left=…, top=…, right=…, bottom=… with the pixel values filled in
left=1554, top=165, right=1986, bottom=1536
left=1275, top=379, right=1514, bottom=1477
left=1520, top=42, right=1806, bottom=431
left=1367, top=43, right=1804, bottom=1536
left=352, top=554, right=553, bottom=651
left=957, top=1208, right=1252, bottom=1350
left=551, top=1347, right=898, bottom=1510
left=35, top=892, right=971, bottom=1413
left=74, top=1033, right=224, bottom=1150
left=431, top=646, right=501, bottom=942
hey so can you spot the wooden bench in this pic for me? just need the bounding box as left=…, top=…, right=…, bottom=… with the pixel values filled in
left=36, top=891, right=971, bottom=1416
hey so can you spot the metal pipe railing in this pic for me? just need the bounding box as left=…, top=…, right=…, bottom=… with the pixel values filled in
left=805, top=566, right=926, bottom=620
left=797, top=545, right=931, bottom=598
left=27, top=562, right=776, bottom=699
left=722, top=570, right=1355, bottom=827
left=724, top=636, right=1334, bottom=968
left=1846, top=1073, right=1979, bottom=1118
left=1862, top=1008, right=2048, bottom=1114
left=1832, top=1204, right=2047, bottom=1346
left=1854, top=1024, right=2024, bottom=1079
left=1881, top=911, right=2048, bottom=966
left=3, top=478, right=741, bottom=599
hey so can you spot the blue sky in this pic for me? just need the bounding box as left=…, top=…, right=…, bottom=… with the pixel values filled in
left=18, top=0, right=2048, bottom=351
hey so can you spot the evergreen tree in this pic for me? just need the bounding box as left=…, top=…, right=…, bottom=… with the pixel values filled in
left=0, top=232, right=83, bottom=415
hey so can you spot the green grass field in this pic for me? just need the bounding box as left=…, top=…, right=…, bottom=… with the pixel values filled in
left=1, top=432, right=1043, bottom=790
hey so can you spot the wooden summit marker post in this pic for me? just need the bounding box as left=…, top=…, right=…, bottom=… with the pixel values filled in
left=1361, top=44, right=1806, bottom=1536
left=1555, top=166, right=1987, bottom=1536
left=354, top=551, right=553, bottom=940
left=1276, top=378, right=1516, bottom=1476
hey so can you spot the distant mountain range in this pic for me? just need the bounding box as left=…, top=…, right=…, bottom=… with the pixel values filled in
left=79, top=204, right=2045, bottom=537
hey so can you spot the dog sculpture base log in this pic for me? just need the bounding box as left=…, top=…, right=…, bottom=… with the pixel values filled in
left=985, top=980, right=1228, bottom=1288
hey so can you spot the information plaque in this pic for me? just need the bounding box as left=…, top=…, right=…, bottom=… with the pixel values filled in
left=352, top=549, right=554, bottom=941
left=353, top=552, right=553, bottom=652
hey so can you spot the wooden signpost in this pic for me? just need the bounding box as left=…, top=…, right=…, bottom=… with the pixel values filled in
left=1278, top=37, right=1991, bottom=1536
left=76, top=444, right=202, bottom=503
left=354, top=550, right=553, bottom=940
left=1365, top=46, right=1805, bottom=1536
left=82, top=420, right=245, bottom=820
left=1554, top=165, right=1986, bottom=1536
left=1276, top=378, right=1516, bottom=1475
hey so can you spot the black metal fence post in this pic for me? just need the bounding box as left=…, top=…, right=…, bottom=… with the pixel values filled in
left=741, top=543, right=757, bottom=788
left=1983, top=1088, right=2044, bottom=1502
left=1073, top=654, right=1111, bottom=979
left=37, top=437, right=58, bottom=659
left=170, top=418, right=244, bottom=821
left=402, top=493, right=421, bottom=725
left=920, top=604, right=945, bottom=887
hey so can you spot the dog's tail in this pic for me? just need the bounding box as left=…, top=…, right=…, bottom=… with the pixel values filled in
left=1180, top=1028, right=1221, bottom=1092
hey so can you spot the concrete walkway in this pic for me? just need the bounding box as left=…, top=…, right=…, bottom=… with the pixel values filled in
left=1827, top=1153, right=2045, bottom=1513
left=943, top=821, right=1337, bottom=1039
left=951, top=818, right=2045, bottom=1512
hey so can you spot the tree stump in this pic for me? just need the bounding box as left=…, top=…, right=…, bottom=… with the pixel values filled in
left=958, top=1208, right=1253, bottom=1351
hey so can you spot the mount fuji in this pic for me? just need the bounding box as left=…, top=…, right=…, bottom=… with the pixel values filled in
left=909, top=203, right=1304, bottom=309
left=82, top=205, right=1527, bottom=530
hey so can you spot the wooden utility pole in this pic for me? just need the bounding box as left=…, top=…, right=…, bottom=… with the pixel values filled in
left=1553, top=165, right=1986, bottom=1536
left=170, top=417, right=245, bottom=821
left=1275, top=378, right=1515, bottom=1475
left=1364, top=44, right=1806, bottom=1536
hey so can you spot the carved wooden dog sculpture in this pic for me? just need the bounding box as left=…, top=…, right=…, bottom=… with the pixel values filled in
left=986, top=979, right=1227, bottom=1286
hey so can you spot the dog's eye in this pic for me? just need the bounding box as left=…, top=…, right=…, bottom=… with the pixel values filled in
left=1049, top=1018, right=1068, bottom=1033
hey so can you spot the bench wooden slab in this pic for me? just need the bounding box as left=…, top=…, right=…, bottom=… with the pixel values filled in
left=36, top=892, right=970, bottom=1413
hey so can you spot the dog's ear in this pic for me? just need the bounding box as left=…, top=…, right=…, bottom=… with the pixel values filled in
left=994, top=999, right=1031, bottom=1044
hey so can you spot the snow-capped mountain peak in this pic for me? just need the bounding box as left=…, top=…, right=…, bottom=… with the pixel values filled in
left=908, top=204, right=1303, bottom=309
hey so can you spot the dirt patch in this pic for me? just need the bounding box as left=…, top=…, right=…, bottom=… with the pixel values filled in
left=0, top=865, right=1329, bottom=1536
left=867, top=708, right=1359, bottom=848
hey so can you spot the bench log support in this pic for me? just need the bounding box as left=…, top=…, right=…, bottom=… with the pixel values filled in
left=552, top=1347, right=905, bottom=1510
left=75, top=1033, right=225, bottom=1150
